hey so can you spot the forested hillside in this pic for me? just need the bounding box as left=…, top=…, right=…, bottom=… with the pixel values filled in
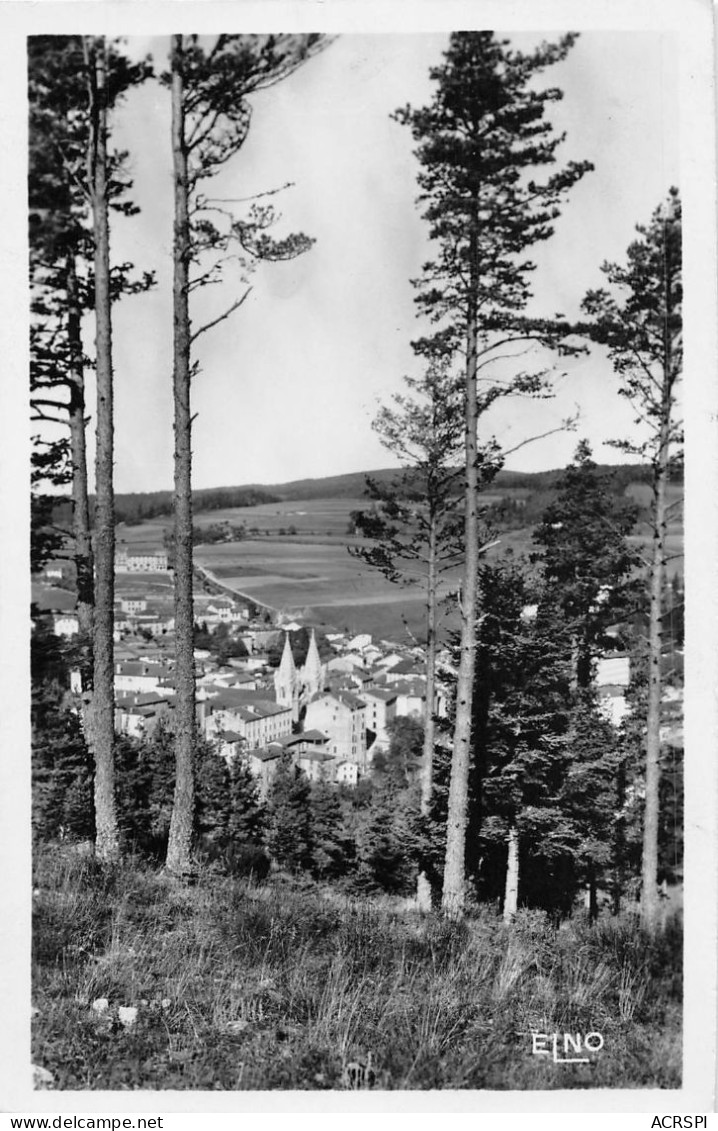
left=44, top=462, right=670, bottom=533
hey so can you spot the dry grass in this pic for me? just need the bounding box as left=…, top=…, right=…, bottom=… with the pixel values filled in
left=32, top=845, right=682, bottom=1092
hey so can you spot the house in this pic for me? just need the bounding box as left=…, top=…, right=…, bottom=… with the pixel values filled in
left=52, top=613, right=79, bottom=638
left=271, top=729, right=331, bottom=755
left=213, top=729, right=245, bottom=762
left=346, top=633, right=373, bottom=653
left=393, top=679, right=426, bottom=718
left=384, top=657, right=427, bottom=685
left=334, top=760, right=359, bottom=787
left=114, top=660, right=173, bottom=694
left=304, top=691, right=367, bottom=769
left=202, top=689, right=292, bottom=750
left=119, top=596, right=148, bottom=615
left=114, top=691, right=175, bottom=737
left=246, top=747, right=284, bottom=797
left=115, top=547, right=169, bottom=572
left=327, top=651, right=368, bottom=674
left=373, top=652, right=404, bottom=672
left=296, top=749, right=336, bottom=782
left=361, top=686, right=398, bottom=746
left=266, top=730, right=333, bottom=780
left=596, top=654, right=630, bottom=687
left=198, top=668, right=259, bottom=693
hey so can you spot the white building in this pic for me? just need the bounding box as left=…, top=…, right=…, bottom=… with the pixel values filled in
left=596, top=654, right=630, bottom=687
left=361, top=687, right=398, bottom=745
left=116, top=548, right=169, bottom=572
left=52, top=613, right=79, bottom=638
left=304, top=691, right=367, bottom=769
left=114, top=660, right=173, bottom=694
left=335, top=760, right=359, bottom=786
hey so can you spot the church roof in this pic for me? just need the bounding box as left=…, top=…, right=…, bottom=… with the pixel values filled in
left=277, top=631, right=297, bottom=678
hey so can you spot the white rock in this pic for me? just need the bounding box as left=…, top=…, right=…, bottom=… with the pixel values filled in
left=32, top=1064, right=54, bottom=1089
left=224, top=1019, right=249, bottom=1034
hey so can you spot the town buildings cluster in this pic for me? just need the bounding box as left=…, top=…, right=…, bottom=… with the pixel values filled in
left=33, top=550, right=683, bottom=794
left=109, top=620, right=439, bottom=794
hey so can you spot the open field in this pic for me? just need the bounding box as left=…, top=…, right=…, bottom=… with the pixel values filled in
left=115, top=485, right=683, bottom=641
left=194, top=536, right=441, bottom=640
left=32, top=845, right=682, bottom=1092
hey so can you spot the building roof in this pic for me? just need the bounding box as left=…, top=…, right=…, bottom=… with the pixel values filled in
left=209, top=693, right=288, bottom=720
left=336, top=690, right=366, bottom=711
left=362, top=687, right=398, bottom=703
left=274, top=729, right=329, bottom=748
left=115, top=661, right=172, bottom=678
left=298, top=750, right=334, bottom=763
left=389, top=658, right=427, bottom=676
left=250, top=748, right=282, bottom=763
left=392, top=679, right=426, bottom=697
left=205, top=687, right=276, bottom=708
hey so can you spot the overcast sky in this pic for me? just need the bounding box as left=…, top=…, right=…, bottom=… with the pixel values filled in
left=88, top=31, right=679, bottom=493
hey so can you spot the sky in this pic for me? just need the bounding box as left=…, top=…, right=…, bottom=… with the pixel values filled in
left=79, top=31, right=678, bottom=493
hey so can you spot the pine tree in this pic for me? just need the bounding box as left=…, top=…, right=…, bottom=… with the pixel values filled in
left=31, top=616, right=95, bottom=843
left=581, top=189, right=682, bottom=929
left=469, top=561, right=574, bottom=918
left=354, top=780, right=416, bottom=895
left=165, top=34, right=326, bottom=873
left=195, top=742, right=231, bottom=847
left=265, top=752, right=312, bottom=872
left=349, top=360, right=466, bottom=909
left=309, top=780, right=354, bottom=881
left=396, top=33, right=592, bottom=916
left=29, top=35, right=152, bottom=657
left=557, top=696, right=624, bottom=920
left=533, top=441, right=639, bottom=688
left=228, top=753, right=266, bottom=845
left=29, top=36, right=152, bottom=859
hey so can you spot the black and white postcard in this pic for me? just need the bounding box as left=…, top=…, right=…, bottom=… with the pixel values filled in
left=2, top=0, right=716, bottom=1117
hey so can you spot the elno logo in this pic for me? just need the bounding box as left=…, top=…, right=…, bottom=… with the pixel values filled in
left=531, top=1031, right=604, bottom=1064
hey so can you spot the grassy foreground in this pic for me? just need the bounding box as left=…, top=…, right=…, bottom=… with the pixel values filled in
left=32, top=845, right=682, bottom=1091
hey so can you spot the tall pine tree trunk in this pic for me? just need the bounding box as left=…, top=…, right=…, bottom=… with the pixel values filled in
left=587, top=862, right=598, bottom=922
left=66, top=253, right=94, bottom=669
left=442, top=221, right=480, bottom=918
left=84, top=36, right=119, bottom=860
left=503, top=822, right=519, bottom=923
left=417, top=514, right=438, bottom=912
left=612, top=754, right=627, bottom=916
left=166, top=34, right=196, bottom=874
left=641, top=420, right=670, bottom=929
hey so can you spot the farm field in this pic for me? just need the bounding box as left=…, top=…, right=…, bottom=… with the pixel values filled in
left=115, top=484, right=683, bottom=642
left=194, top=535, right=443, bottom=641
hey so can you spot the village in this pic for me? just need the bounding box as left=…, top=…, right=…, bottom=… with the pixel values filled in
left=33, top=536, right=677, bottom=802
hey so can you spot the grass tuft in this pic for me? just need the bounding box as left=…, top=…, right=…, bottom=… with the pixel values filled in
left=32, top=844, right=682, bottom=1091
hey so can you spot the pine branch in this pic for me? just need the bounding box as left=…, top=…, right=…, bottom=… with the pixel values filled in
left=189, top=287, right=253, bottom=344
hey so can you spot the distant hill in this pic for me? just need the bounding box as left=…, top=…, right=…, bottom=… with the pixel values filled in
left=50, top=462, right=680, bottom=529
left=229, top=462, right=664, bottom=502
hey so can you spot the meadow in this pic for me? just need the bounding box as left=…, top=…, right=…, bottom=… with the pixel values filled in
left=32, top=845, right=682, bottom=1092
left=114, top=486, right=682, bottom=641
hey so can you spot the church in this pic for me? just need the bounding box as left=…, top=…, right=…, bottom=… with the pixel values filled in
left=273, top=629, right=326, bottom=722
